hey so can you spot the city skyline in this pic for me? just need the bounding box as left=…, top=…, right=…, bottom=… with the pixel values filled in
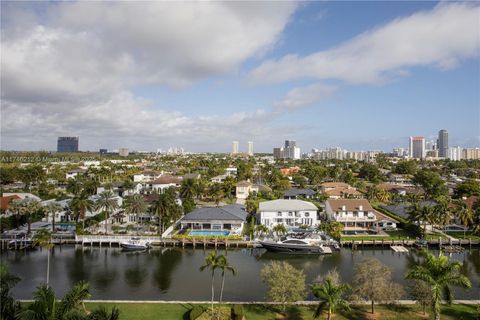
left=1, top=2, right=479, bottom=152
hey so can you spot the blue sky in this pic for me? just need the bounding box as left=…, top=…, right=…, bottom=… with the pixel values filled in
left=1, top=1, right=479, bottom=152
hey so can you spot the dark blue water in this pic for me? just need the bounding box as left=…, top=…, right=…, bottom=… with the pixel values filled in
left=3, top=246, right=479, bottom=301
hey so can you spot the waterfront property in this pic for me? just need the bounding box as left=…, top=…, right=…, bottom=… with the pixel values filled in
left=179, top=204, right=247, bottom=234
left=235, top=180, right=272, bottom=201
left=325, top=199, right=398, bottom=233
left=283, top=188, right=316, bottom=200
left=259, top=199, right=318, bottom=229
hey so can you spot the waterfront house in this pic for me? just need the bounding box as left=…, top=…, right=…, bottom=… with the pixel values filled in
left=259, top=199, right=318, bottom=229
left=283, top=188, right=316, bottom=200
left=324, top=186, right=362, bottom=199
left=179, top=204, right=247, bottom=234
left=325, top=199, right=398, bottom=233
left=236, top=180, right=272, bottom=200
left=150, top=175, right=182, bottom=193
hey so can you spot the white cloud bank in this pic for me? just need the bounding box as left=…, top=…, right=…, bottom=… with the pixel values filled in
left=249, top=3, right=480, bottom=85
left=0, top=2, right=297, bottom=151
left=273, top=83, right=336, bottom=110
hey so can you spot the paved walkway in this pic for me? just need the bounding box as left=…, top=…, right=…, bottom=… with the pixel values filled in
left=18, top=299, right=480, bottom=305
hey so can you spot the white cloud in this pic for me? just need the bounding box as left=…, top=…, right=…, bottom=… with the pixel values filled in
left=249, top=3, right=480, bottom=85
left=0, top=2, right=298, bottom=151
left=1, top=2, right=297, bottom=102
left=273, top=83, right=336, bottom=110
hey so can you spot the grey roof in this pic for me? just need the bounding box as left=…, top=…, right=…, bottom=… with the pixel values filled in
left=381, top=200, right=437, bottom=220
left=259, top=199, right=318, bottom=211
left=283, top=188, right=316, bottom=197
left=181, top=204, right=247, bottom=221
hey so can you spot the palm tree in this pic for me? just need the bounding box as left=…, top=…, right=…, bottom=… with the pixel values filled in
left=24, top=199, right=41, bottom=235
left=254, top=224, right=269, bottom=238
left=200, top=251, right=221, bottom=316
left=71, top=193, right=95, bottom=230
left=217, top=255, right=236, bottom=305
left=19, top=281, right=116, bottom=320
left=377, top=189, right=391, bottom=203
left=9, top=199, right=25, bottom=230
left=210, top=184, right=224, bottom=206
left=95, top=190, right=119, bottom=235
left=180, top=178, right=196, bottom=200
left=366, top=185, right=379, bottom=201
left=124, top=194, right=147, bottom=234
left=151, top=190, right=181, bottom=236
left=408, top=203, right=433, bottom=238
left=312, top=277, right=350, bottom=320
left=405, top=250, right=472, bottom=320
left=272, top=224, right=287, bottom=238
left=1, top=264, right=21, bottom=320
left=43, top=202, right=63, bottom=232
left=454, top=200, right=474, bottom=239
left=67, top=176, right=83, bottom=197
left=32, top=229, right=54, bottom=286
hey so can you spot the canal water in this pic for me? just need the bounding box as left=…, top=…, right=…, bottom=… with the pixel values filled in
left=2, top=246, right=479, bottom=301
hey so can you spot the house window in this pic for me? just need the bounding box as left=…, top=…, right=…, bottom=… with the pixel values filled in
left=304, top=212, right=310, bottom=217
left=288, top=212, right=293, bottom=217
left=277, top=212, right=282, bottom=217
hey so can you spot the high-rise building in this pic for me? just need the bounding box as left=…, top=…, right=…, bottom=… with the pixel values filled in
left=285, top=140, right=296, bottom=148
left=463, top=148, right=480, bottom=160
left=409, top=136, right=425, bottom=159
left=274, top=140, right=300, bottom=159
left=57, top=137, right=79, bottom=152
left=448, top=146, right=463, bottom=161
left=99, top=149, right=108, bottom=154
left=247, top=141, right=254, bottom=156
left=118, top=148, right=129, bottom=156
left=437, top=129, right=448, bottom=158
left=232, top=141, right=239, bottom=154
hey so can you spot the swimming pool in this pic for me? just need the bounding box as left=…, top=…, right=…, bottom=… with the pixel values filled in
left=189, top=230, right=230, bottom=237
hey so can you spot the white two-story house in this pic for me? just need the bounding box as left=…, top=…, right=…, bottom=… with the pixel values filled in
left=325, top=199, right=397, bottom=233
left=259, top=199, right=318, bottom=229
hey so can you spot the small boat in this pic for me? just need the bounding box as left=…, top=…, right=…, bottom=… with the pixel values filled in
left=259, top=238, right=332, bottom=255
left=120, top=237, right=151, bottom=250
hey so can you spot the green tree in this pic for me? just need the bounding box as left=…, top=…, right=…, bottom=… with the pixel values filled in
left=317, top=222, right=344, bottom=241
left=413, top=170, right=448, bottom=198
left=393, top=161, right=418, bottom=175
left=217, top=255, right=236, bottom=305
left=24, top=199, right=41, bottom=235
left=209, top=183, right=224, bottom=206
left=95, top=190, right=119, bottom=234
left=1, top=264, right=21, bottom=320
left=43, top=202, right=63, bottom=232
left=199, top=252, right=222, bottom=316
left=405, top=250, right=472, bottom=320
left=32, top=229, right=54, bottom=286
left=312, top=275, right=350, bottom=320
left=409, top=279, right=432, bottom=315
left=151, top=189, right=182, bottom=235
left=124, top=194, right=147, bottom=234
left=358, top=163, right=385, bottom=183
left=351, top=258, right=404, bottom=314
left=272, top=224, right=287, bottom=237
left=71, top=193, right=94, bottom=230
left=454, top=179, right=480, bottom=198
left=180, top=178, right=197, bottom=200
left=260, top=261, right=306, bottom=313
left=254, top=224, right=269, bottom=238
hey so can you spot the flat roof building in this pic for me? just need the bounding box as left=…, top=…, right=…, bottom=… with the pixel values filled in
left=57, top=137, right=79, bottom=152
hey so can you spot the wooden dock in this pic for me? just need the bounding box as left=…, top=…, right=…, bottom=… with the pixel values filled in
left=391, top=245, right=409, bottom=252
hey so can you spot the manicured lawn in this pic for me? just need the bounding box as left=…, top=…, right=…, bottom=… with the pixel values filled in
left=446, top=231, right=480, bottom=241
left=80, top=303, right=478, bottom=320
left=341, top=229, right=414, bottom=242
left=425, top=232, right=449, bottom=241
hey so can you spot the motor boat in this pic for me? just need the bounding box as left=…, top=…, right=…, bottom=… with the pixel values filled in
left=258, top=237, right=333, bottom=255
left=120, top=237, right=151, bottom=250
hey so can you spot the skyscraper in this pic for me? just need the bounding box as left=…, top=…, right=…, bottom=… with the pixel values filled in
left=285, top=140, right=296, bottom=148
left=57, top=137, right=79, bottom=152
left=437, top=129, right=448, bottom=158
left=232, top=141, right=239, bottom=154
left=247, top=141, right=254, bottom=156
left=409, top=136, right=425, bottom=159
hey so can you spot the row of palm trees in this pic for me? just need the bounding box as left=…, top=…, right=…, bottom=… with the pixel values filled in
left=407, top=197, right=479, bottom=238
left=1, top=263, right=119, bottom=320
left=9, top=186, right=184, bottom=236
left=200, top=251, right=236, bottom=318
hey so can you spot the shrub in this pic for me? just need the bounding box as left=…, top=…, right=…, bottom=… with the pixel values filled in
left=189, top=305, right=205, bottom=320
left=231, top=304, right=245, bottom=320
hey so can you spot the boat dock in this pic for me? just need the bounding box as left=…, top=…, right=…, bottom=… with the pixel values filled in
left=390, top=245, right=409, bottom=252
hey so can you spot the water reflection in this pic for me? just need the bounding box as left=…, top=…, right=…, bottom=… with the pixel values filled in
left=152, top=248, right=182, bottom=293
left=124, top=251, right=148, bottom=288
